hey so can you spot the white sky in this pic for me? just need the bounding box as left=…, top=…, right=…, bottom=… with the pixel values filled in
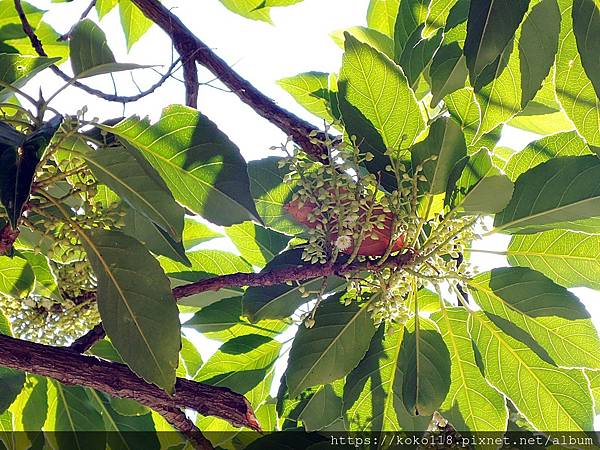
left=20, top=0, right=600, bottom=428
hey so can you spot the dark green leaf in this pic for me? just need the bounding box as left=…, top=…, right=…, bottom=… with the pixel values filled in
left=430, top=42, right=468, bottom=106
left=397, top=25, right=443, bottom=87
left=0, top=116, right=62, bottom=227
left=494, top=155, right=600, bottom=234
left=226, top=221, right=290, bottom=268
left=464, top=0, right=529, bottom=81
left=69, top=19, right=115, bottom=77
left=393, top=0, right=429, bottom=51
left=424, top=0, right=460, bottom=36
left=400, top=316, right=450, bottom=416
left=573, top=0, right=600, bottom=99
left=286, top=294, right=377, bottom=397
left=109, top=105, right=260, bottom=227
left=82, top=229, right=180, bottom=393
left=298, top=385, right=343, bottom=432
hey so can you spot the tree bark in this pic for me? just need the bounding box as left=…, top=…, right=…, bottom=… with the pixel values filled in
left=0, top=333, right=260, bottom=432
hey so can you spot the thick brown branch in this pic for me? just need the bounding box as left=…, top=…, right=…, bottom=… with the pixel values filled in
left=0, top=333, right=260, bottom=432
left=13, top=0, right=178, bottom=104
left=70, top=251, right=416, bottom=352
left=130, top=0, right=332, bottom=159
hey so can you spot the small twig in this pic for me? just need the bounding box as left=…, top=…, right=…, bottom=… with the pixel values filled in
left=156, top=407, right=214, bottom=450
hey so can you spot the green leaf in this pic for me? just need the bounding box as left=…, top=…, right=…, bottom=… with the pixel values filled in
left=573, top=0, right=600, bottom=99
left=397, top=25, right=443, bottom=87
left=286, top=294, right=377, bottom=397
left=182, top=218, right=221, bottom=249
left=339, top=34, right=424, bottom=180
left=0, top=22, right=69, bottom=63
left=95, top=0, right=118, bottom=18
left=503, top=131, right=592, bottom=181
left=108, top=396, right=147, bottom=417
left=469, top=311, right=595, bottom=432
left=343, top=325, right=430, bottom=431
left=277, top=72, right=336, bottom=124
left=393, top=0, right=429, bottom=51
left=556, top=0, right=600, bottom=147
left=0, top=313, right=24, bottom=414
left=82, top=229, right=180, bottom=393
left=10, top=375, right=47, bottom=432
left=248, top=157, right=303, bottom=235
left=298, top=385, right=343, bottom=432
left=177, top=337, right=203, bottom=379
left=332, top=26, right=395, bottom=60
left=69, top=19, right=115, bottom=77
left=0, top=54, right=60, bottom=102
left=400, top=316, right=450, bottom=416
left=160, top=250, right=251, bottom=308
left=464, top=0, right=529, bottom=81
left=424, top=0, right=460, bottom=36
left=430, top=42, right=468, bottom=106
left=88, top=391, right=159, bottom=450
left=508, top=229, right=600, bottom=291
left=412, top=117, right=467, bottom=199
left=494, top=155, right=600, bottom=234
left=196, top=333, right=281, bottom=395
left=242, top=249, right=345, bottom=322
left=20, top=251, right=61, bottom=301
left=118, top=0, right=152, bottom=49
left=0, top=0, right=44, bottom=29
left=121, top=205, right=190, bottom=266
left=469, top=267, right=600, bottom=369
left=70, top=144, right=184, bottom=239
left=226, top=221, right=290, bottom=268
left=446, top=148, right=513, bottom=214
left=0, top=116, right=62, bottom=227
left=109, top=105, right=260, bottom=227
left=518, top=0, right=561, bottom=107
left=588, top=370, right=600, bottom=415
left=367, top=0, right=400, bottom=38
left=0, top=253, right=34, bottom=298
left=184, top=296, right=287, bottom=341
left=432, top=307, right=508, bottom=433
left=445, top=87, right=481, bottom=147
left=53, top=383, right=106, bottom=450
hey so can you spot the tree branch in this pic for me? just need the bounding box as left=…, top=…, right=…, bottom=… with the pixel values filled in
left=13, top=0, right=179, bottom=104
left=153, top=406, right=214, bottom=450
left=0, top=333, right=260, bottom=433
left=71, top=251, right=416, bottom=352
left=129, top=0, right=333, bottom=159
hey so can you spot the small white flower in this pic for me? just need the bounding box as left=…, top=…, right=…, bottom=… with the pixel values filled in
left=335, top=235, right=352, bottom=251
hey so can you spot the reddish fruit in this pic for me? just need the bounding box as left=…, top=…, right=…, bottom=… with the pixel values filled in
left=284, top=197, right=405, bottom=257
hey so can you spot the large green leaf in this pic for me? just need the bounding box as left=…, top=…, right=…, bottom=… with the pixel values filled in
left=109, top=105, right=260, bottom=227
left=393, top=0, right=429, bottom=51
left=0, top=54, right=59, bottom=101
left=69, top=19, right=115, bottom=77
left=556, top=0, right=600, bottom=146
left=338, top=34, right=424, bottom=179
left=0, top=253, right=34, bottom=297
left=424, top=0, right=460, bottom=36
left=0, top=22, right=68, bottom=63
left=367, top=0, right=400, bottom=38
left=298, top=385, right=343, bottom=432
left=247, top=157, right=302, bottom=235
left=432, top=307, right=508, bottom=433
left=343, top=325, right=430, bottom=431
left=195, top=333, right=281, bottom=395
left=0, top=116, right=62, bottom=227
left=225, top=221, right=290, bottom=268
left=430, top=42, right=468, bottom=106
left=573, top=0, right=600, bottom=98
left=160, top=250, right=251, bottom=308
left=469, top=311, right=594, bottom=432
left=397, top=25, right=443, bottom=87
left=332, top=27, right=395, bottom=61
left=503, top=131, right=592, bottom=181
left=82, top=229, right=180, bottom=392
left=184, top=296, right=287, bottom=341
left=177, top=336, right=203, bottom=379
left=469, top=267, right=600, bottom=369
left=285, top=294, right=377, bottom=397
left=52, top=384, right=105, bottom=450
left=20, top=250, right=61, bottom=301
left=464, top=0, right=529, bottom=81
left=277, top=72, right=336, bottom=124
left=243, top=249, right=345, bottom=322
left=118, top=0, right=152, bottom=49
left=508, top=229, right=600, bottom=291
left=494, top=155, right=600, bottom=234
left=68, top=144, right=184, bottom=239
left=399, top=316, right=450, bottom=416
